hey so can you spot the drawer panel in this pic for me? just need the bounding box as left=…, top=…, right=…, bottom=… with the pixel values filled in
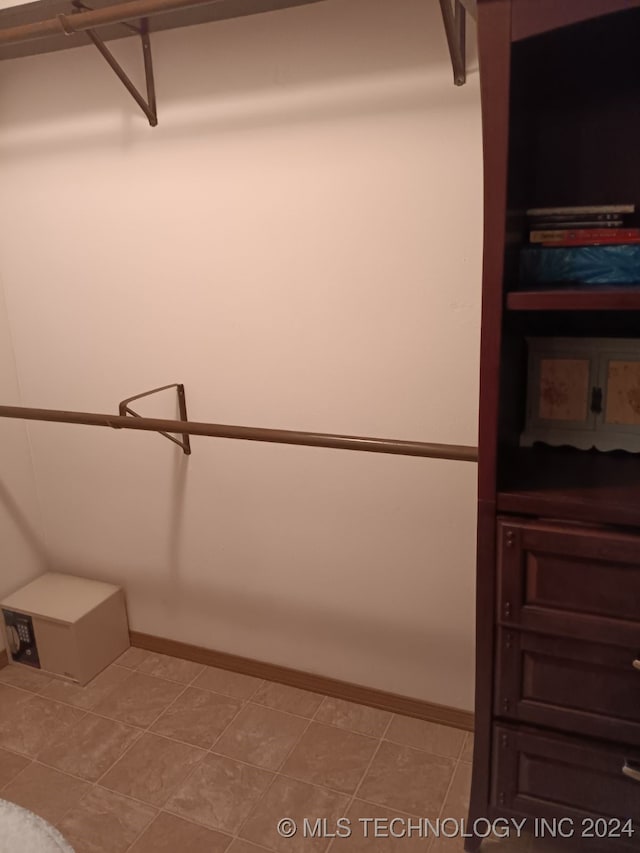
left=492, top=725, right=640, bottom=847
left=497, top=519, right=640, bottom=646
left=496, top=629, right=640, bottom=744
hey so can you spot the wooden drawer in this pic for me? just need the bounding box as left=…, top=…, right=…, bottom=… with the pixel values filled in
left=492, top=725, right=640, bottom=849
left=497, top=518, right=640, bottom=647
left=495, top=629, right=640, bottom=745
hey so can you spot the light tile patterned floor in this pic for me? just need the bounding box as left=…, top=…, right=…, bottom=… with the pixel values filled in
left=0, top=652, right=555, bottom=853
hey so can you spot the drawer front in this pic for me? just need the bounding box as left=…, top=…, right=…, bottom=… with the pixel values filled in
left=492, top=725, right=640, bottom=847
left=495, top=629, right=640, bottom=744
left=498, top=518, right=640, bottom=646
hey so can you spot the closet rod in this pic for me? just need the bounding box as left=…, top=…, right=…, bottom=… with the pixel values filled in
left=0, top=405, right=478, bottom=462
left=0, top=0, right=235, bottom=45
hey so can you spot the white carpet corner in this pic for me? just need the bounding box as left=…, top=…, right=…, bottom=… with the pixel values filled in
left=0, top=799, right=75, bottom=853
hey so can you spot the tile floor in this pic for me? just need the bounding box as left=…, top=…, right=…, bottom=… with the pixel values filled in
left=0, top=650, right=556, bottom=853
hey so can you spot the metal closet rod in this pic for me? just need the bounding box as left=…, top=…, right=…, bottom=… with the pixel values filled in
left=0, top=0, right=230, bottom=45
left=0, top=404, right=478, bottom=462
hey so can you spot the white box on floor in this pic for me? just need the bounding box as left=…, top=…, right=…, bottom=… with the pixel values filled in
left=1, top=572, right=129, bottom=685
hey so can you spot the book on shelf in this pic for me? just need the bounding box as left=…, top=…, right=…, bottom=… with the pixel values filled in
left=526, top=203, right=637, bottom=244
left=532, top=219, right=625, bottom=230
left=526, top=204, right=635, bottom=217
left=530, top=228, right=640, bottom=246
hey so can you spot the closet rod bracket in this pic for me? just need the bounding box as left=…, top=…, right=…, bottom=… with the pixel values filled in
left=72, top=2, right=158, bottom=126
left=439, top=0, right=466, bottom=86
left=119, top=383, right=191, bottom=454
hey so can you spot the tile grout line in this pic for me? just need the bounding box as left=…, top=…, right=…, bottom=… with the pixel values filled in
left=92, top=682, right=195, bottom=791
left=115, top=669, right=271, bottom=851
left=0, top=757, right=34, bottom=794
left=1, top=701, right=469, bottom=771
left=430, top=759, right=462, bottom=853
left=142, top=669, right=270, bottom=831
left=382, top=734, right=468, bottom=763
left=231, top=701, right=321, bottom=851
left=142, top=684, right=263, bottom=843
left=350, top=713, right=394, bottom=802
left=20, top=697, right=333, bottom=793
left=122, top=809, right=161, bottom=853
left=433, top=757, right=465, bottom=823
left=325, top=713, right=395, bottom=853
left=14, top=668, right=319, bottom=724
left=3, top=714, right=469, bottom=816
left=4, top=662, right=295, bottom=850
left=202, top=681, right=342, bottom=799
left=311, top=694, right=328, bottom=722
left=2, top=665, right=470, bottom=750
left=458, top=730, right=472, bottom=761
left=42, top=740, right=456, bottom=824
left=20, top=741, right=460, bottom=849
left=17, top=729, right=428, bottom=828
left=206, top=695, right=260, bottom=757
left=91, top=652, right=209, bottom=786
left=2, top=659, right=474, bottom=737
left=55, top=655, right=207, bottom=835
left=330, top=733, right=468, bottom=840
left=0, top=703, right=91, bottom=784
left=3, top=690, right=466, bottom=772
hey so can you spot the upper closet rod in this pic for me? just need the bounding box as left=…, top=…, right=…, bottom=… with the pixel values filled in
left=0, top=403, right=478, bottom=462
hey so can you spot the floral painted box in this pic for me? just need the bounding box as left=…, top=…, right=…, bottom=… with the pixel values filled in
left=521, top=337, right=640, bottom=452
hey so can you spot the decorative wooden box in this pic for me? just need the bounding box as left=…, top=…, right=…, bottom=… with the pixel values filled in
left=521, top=337, right=640, bottom=452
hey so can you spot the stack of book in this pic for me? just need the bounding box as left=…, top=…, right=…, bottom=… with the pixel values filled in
left=527, top=204, right=639, bottom=246
left=520, top=204, right=640, bottom=287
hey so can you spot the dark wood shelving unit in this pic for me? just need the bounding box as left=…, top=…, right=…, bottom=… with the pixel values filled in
left=469, top=2, right=640, bottom=850
left=507, top=287, right=640, bottom=311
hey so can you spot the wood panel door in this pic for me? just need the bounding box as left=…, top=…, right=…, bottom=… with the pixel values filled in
left=497, top=518, right=640, bottom=647
left=495, top=629, right=640, bottom=745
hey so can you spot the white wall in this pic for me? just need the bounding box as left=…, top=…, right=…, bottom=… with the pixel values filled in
left=0, top=0, right=482, bottom=708
left=0, top=278, right=48, bottom=651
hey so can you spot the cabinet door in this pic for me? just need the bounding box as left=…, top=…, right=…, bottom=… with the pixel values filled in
left=521, top=338, right=598, bottom=449
left=497, top=518, right=640, bottom=647
left=495, top=629, right=640, bottom=745
left=492, top=725, right=640, bottom=850
left=598, top=348, right=640, bottom=451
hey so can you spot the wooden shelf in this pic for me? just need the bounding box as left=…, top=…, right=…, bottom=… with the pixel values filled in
left=506, top=288, right=640, bottom=311
left=0, top=0, right=323, bottom=61
left=498, top=446, right=640, bottom=528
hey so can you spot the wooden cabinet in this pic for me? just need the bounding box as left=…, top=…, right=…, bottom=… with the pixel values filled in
left=470, top=2, right=640, bottom=850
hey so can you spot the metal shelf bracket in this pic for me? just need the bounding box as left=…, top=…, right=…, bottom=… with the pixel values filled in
left=72, top=2, right=157, bottom=126
left=439, top=0, right=467, bottom=86
left=119, top=383, right=191, bottom=454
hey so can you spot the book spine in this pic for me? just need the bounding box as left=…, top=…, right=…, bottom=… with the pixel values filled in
left=528, top=213, right=624, bottom=223
left=526, top=204, right=635, bottom=217
left=540, top=239, right=640, bottom=247
left=531, top=221, right=625, bottom=231
left=531, top=228, right=640, bottom=244
left=539, top=238, right=640, bottom=247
